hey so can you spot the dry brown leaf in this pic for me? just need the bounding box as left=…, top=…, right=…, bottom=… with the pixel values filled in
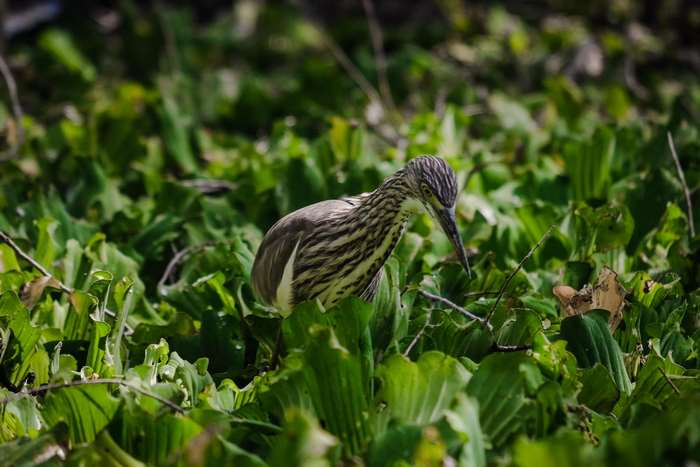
left=553, top=266, right=626, bottom=332
left=21, top=275, right=61, bottom=309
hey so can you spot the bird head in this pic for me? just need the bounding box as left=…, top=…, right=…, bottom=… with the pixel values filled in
left=406, top=156, right=472, bottom=278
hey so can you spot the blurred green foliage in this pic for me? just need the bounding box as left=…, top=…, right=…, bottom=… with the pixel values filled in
left=1, top=1, right=700, bottom=465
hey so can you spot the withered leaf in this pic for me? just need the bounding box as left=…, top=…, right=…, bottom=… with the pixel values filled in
left=21, top=275, right=62, bottom=309
left=553, top=266, right=626, bottom=332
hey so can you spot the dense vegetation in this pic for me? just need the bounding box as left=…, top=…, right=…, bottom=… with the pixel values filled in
left=1, top=1, right=699, bottom=465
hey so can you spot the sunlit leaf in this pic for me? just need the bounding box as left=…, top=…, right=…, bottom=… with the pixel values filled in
left=42, top=384, right=120, bottom=444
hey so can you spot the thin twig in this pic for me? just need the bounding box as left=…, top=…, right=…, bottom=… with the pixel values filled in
left=298, top=2, right=401, bottom=128
left=360, top=0, right=397, bottom=117
left=0, top=378, right=184, bottom=413
left=623, top=56, right=648, bottom=99
left=417, top=289, right=532, bottom=352
left=0, top=53, right=24, bottom=162
left=0, top=230, right=71, bottom=294
left=419, top=290, right=492, bottom=331
left=317, top=25, right=382, bottom=108
left=403, top=309, right=432, bottom=356
left=667, top=131, right=696, bottom=238
left=296, top=2, right=405, bottom=147
left=369, top=122, right=403, bottom=147
left=657, top=366, right=681, bottom=395
left=485, top=225, right=555, bottom=323
left=315, top=26, right=403, bottom=146
left=157, top=241, right=219, bottom=291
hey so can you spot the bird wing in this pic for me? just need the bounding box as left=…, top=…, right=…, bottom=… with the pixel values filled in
left=251, top=198, right=360, bottom=310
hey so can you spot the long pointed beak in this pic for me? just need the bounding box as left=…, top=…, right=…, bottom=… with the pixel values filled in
left=437, top=207, right=472, bottom=278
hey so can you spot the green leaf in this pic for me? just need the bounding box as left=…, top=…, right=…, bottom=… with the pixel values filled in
left=158, top=87, right=197, bottom=173
left=371, top=258, right=410, bottom=353
left=299, top=325, right=371, bottom=457
left=160, top=352, right=214, bottom=408
left=86, top=320, right=111, bottom=376
left=376, top=351, right=471, bottom=425
left=109, top=276, right=136, bottom=375
left=118, top=411, right=203, bottom=465
left=328, top=116, right=363, bottom=162
left=368, top=425, right=423, bottom=467
left=38, top=29, right=96, bottom=81
left=560, top=311, right=632, bottom=394
left=34, top=218, right=59, bottom=272
left=64, top=289, right=97, bottom=341
left=231, top=236, right=256, bottom=283
left=258, top=352, right=316, bottom=417
left=283, top=297, right=375, bottom=402
left=497, top=309, right=542, bottom=347
left=0, top=390, right=42, bottom=441
left=268, top=409, right=337, bottom=467
left=0, top=244, right=20, bottom=273
left=429, top=315, right=493, bottom=361
left=563, top=127, right=615, bottom=202
left=0, top=432, right=64, bottom=466
left=578, top=364, right=620, bottom=413
left=513, top=429, right=599, bottom=467
left=200, top=271, right=237, bottom=316
left=445, top=394, right=486, bottom=467
left=576, top=204, right=634, bottom=253
left=466, top=352, right=541, bottom=447
left=1, top=292, right=43, bottom=387
left=276, top=157, right=327, bottom=215
left=42, top=384, right=121, bottom=443
left=616, top=354, right=693, bottom=422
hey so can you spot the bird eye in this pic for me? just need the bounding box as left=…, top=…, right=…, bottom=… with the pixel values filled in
left=421, top=184, right=432, bottom=197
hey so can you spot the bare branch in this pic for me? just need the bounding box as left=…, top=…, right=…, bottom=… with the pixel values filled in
left=1, top=378, right=184, bottom=413
left=485, top=225, right=555, bottom=323
left=360, top=0, right=397, bottom=117
left=0, top=53, right=24, bottom=162
left=313, top=22, right=381, bottom=106
left=667, top=131, right=696, bottom=238
left=623, top=56, right=649, bottom=99
left=403, top=309, right=431, bottom=356
left=0, top=230, right=71, bottom=294
left=157, top=241, right=219, bottom=291
left=298, top=2, right=405, bottom=136
left=657, top=366, right=681, bottom=395
left=419, top=289, right=492, bottom=332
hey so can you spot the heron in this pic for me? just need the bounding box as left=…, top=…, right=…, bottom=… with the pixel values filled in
left=251, top=155, right=472, bottom=316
